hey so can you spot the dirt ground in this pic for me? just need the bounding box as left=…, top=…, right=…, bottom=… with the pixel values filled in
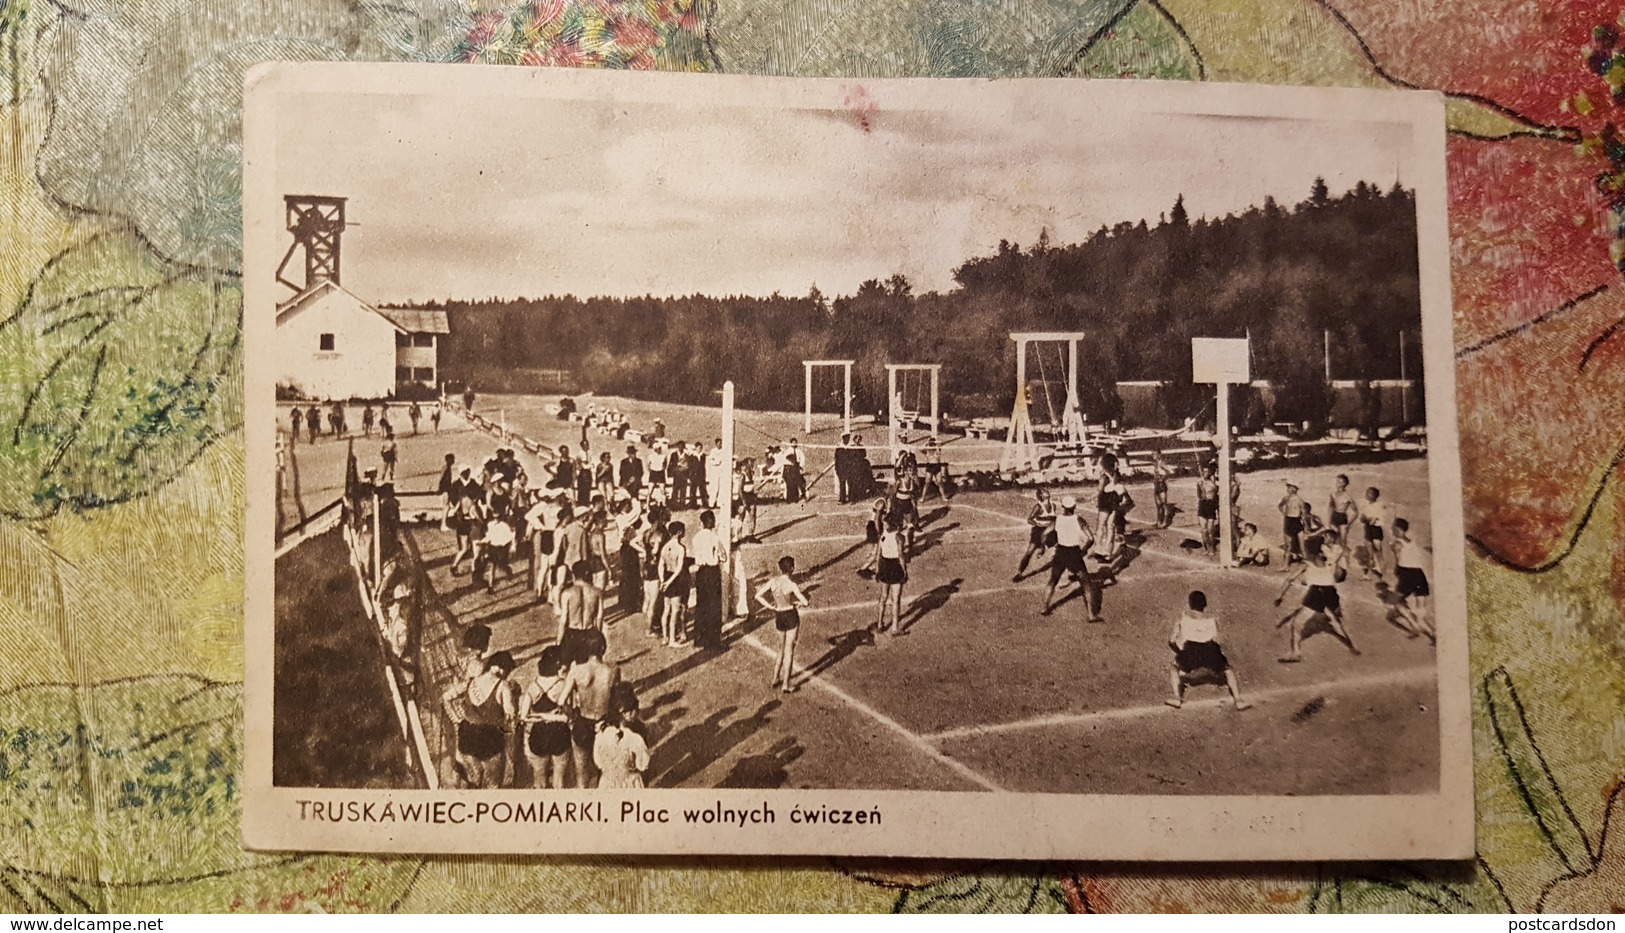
left=275, top=396, right=1441, bottom=795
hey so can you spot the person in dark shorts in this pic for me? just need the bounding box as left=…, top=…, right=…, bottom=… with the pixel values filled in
left=872, top=515, right=909, bottom=636
left=1166, top=591, right=1251, bottom=710
left=1278, top=479, right=1306, bottom=568
left=519, top=646, right=572, bottom=788
left=1274, top=533, right=1360, bottom=662
left=1196, top=465, right=1220, bottom=557
left=452, top=650, right=516, bottom=789
left=563, top=629, right=618, bottom=788
left=1041, top=496, right=1102, bottom=621
left=1359, top=486, right=1390, bottom=580
left=657, top=520, right=690, bottom=647
left=1391, top=518, right=1434, bottom=643
left=1013, top=486, right=1055, bottom=582
left=1151, top=450, right=1171, bottom=528
left=757, top=555, right=809, bottom=693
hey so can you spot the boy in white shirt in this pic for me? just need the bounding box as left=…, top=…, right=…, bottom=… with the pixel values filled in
left=1166, top=591, right=1251, bottom=710
left=1391, top=518, right=1434, bottom=643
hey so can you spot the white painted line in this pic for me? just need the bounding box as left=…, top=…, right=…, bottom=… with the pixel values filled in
left=1124, top=545, right=1391, bottom=612
left=948, top=502, right=1031, bottom=529
left=796, top=567, right=1199, bottom=618
left=740, top=633, right=1005, bottom=792
left=922, top=664, right=1438, bottom=742
left=749, top=527, right=1028, bottom=549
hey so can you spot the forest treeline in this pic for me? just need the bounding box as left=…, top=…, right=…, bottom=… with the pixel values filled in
left=424, top=179, right=1423, bottom=429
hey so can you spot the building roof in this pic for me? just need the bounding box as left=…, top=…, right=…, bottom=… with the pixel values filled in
left=275, top=280, right=448, bottom=335
left=376, top=306, right=450, bottom=335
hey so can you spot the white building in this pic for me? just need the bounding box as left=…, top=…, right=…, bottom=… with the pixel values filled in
left=275, top=279, right=448, bottom=400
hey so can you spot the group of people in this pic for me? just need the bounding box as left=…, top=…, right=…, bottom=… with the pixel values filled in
left=285, top=399, right=440, bottom=445
left=448, top=624, right=649, bottom=789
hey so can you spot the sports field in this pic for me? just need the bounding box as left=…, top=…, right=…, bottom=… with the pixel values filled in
left=277, top=398, right=1440, bottom=795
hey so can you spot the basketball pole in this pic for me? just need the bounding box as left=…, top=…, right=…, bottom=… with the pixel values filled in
left=720, top=380, right=736, bottom=620
left=1217, top=381, right=1233, bottom=569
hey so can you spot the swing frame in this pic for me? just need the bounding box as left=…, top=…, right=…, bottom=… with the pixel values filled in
left=801, top=359, right=855, bottom=435
left=1002, top=332, right=1088, bottom=476
left=885, top=363, right=941, bottom=465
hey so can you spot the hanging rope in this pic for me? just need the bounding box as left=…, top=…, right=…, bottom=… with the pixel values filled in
left=1034, top=346, right=1060, bottom=428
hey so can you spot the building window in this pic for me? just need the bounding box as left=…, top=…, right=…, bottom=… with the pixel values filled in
left=413, top=333, right=435, bottom=348
left=396, top=367, right=411, bottom=384
left=319, top=333, right=335, bottom=351
left=396, top=332, right=411, bottom=348
left=413, top=367, right=435, bottom=383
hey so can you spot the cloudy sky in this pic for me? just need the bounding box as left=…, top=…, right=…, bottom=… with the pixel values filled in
left=272, top=73, right=1423, bottom=303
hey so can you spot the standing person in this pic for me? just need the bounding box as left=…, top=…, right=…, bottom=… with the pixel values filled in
left=380, top=430, right=398, bottom=483
left=736, top=459, right=759, bottom=541
left=666, top=442, right=689, bottom=508
left=1278, top=480, right=1307, bottom=569
left=361, top=403, right=375, bottom=437
left=594, top=451, right=616, bottom=504
left=304, top=405, right=320, bottom=444
left=1328, top=474, right=1357, bottom=542
left=657, top=520, right=691, bottom=648
left=920, top=437, right=951, bottom=501
left=553, top=506, right=588, bottom=612
left=430, top=402, right=442, bottom=433
left=526, top=492, right=563, bottom=601
left=1151, top=450, right=1171, bottom=528
left=855, top=435, right=876, bottom=499
left=857, top=495, right=890, bottom=577
left=1359, top=486, right=1391, bottom=580
left=474, top=513, right=516, bottom=593
left=1041, top=496, right=1102, bottom=622
left=463, top=387, right=475, bottom=411
left=546, top=444, right=575, bottom=495
left=327, top=401, right=343, bottom=437
left=619, top=444, right=644, bottom=499
left=1013, top=486, right=1055, bottom=582
left=518, top=647, right=572, bottom=789
left=1274, top=532, right=1360, bottom=662
left=835, top=434, right=854, bottom=504
left=448, top=467, right=478, bottom=575
left=891, top=463, right=921, bottom=549
left=757, top=556, right=809, bottom=693
left=782, top=439, right=806, bottom=504
left=574, top=558, right=605, bottom=633
left=574, top=443, right=594, bottom=508
left=690, top=510, right=725, bottom=650
left=872, top=515, right=909, bottom=636
left=640, top=515, right=668, bottom=637
left=1166, top=591, right=1252, bottom=710
left=1391, top=518, right=1435, bottom=643
left=1229, top=470, right=1243, bottom=546
left=730, top=501, right=751, bottom=621
left=452, top=651, right=516, bottom=789
left=705, top=438, right=726, bottom=509
left=436, top=453, right=457, bottom=530
left=593, top=697, right=651, bottom=789
left=563, top=630, right=618, bottom=789
left=644, top=441, right=667, bottom=502
left=1093, top=458, right=1129, bottom=569
left=616, top=508, right=643, bottom=616
left=288, top=406, right=303, bottom=444
left=1196, top=464, right=1220, bottom=557
left=408, top=401, right=422, bottom=435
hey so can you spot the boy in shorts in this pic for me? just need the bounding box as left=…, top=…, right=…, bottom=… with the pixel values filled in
left=757, top=556, right=810, bottom=693
left=1166, top=590, right=1251, bottom=710
left=1391, top=518, right=1435, bottom=643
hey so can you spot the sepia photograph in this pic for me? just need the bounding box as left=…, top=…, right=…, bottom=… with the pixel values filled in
left=242, top=65, right=1471, bottom=859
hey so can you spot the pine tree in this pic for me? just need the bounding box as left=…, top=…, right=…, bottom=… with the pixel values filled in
left=1169, top=193, right=1189, bottom=228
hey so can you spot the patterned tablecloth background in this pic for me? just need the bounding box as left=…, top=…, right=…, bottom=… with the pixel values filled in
left=0, top=0, right=1621, bottom=914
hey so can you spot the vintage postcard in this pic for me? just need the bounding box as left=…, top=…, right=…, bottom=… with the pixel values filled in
left=242, top=64, right=1471, bottom=859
